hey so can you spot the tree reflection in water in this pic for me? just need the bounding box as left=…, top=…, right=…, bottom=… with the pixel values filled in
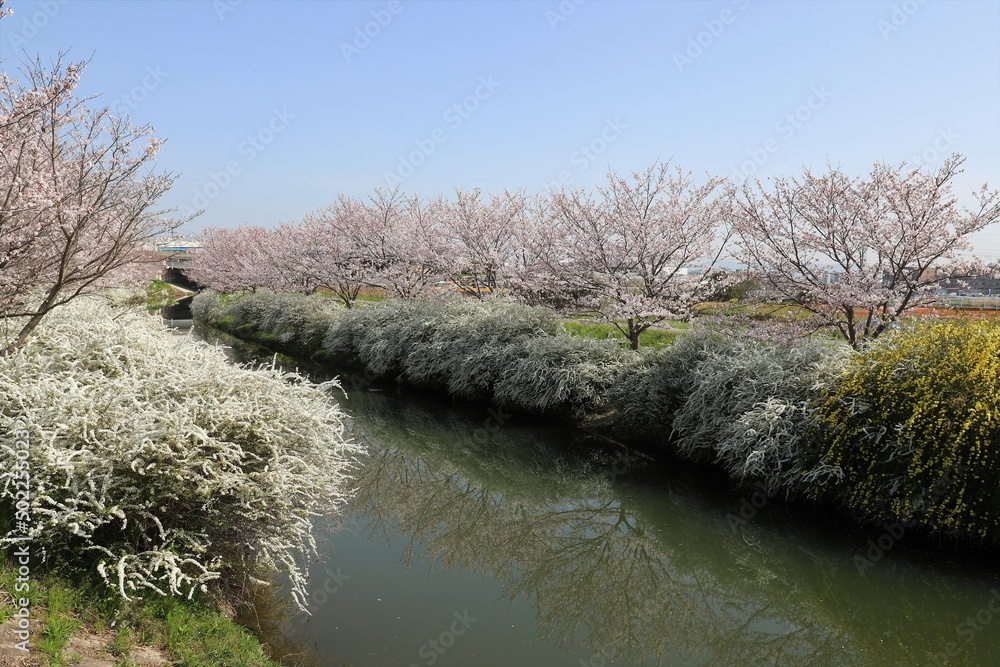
left=343, top=390, right=999, bottom=667
left=198, top=327, right=1000, bottom=667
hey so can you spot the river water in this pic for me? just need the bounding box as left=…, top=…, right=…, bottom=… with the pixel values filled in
left=193, top=325, right=1000, bottom=667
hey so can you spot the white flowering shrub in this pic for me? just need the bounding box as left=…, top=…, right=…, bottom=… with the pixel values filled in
left=398, top=299, right=566, bottom=396
left=195, top=291, right=625, bottom=416
left=609, top=329, right=729, bottom=440
left=494, top=335, right=628, bottom=415
left=323, top=299, right=437, bottom=377
left=257, top=291, right=341, bottom=355
left=0, top=299, right=361, bottom=609
left=189, top=288, right=228, bottom=323
left=670, top=339, right=849, bottom=492
left=326, top=298, right=623, bottom=414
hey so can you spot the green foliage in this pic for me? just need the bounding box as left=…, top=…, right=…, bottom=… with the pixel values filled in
left=562, top=320, right=681, bottom=349
left=38, top=615, right=78, bottom=661
left=0, top=550, right=282, bottom=666
left=144, top=279, right=174, bottom=310
left=807, top=321, right=1000, bottom=539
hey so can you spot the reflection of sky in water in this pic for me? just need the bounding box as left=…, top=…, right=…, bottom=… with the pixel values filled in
left=199, top=325, right=1000, bottom=667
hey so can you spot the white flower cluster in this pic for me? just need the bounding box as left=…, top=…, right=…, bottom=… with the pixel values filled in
left=0, top=299, right=362, bottom=609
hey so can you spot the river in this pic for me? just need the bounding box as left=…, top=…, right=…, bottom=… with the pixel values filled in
left=191, top=323, right=1000, bottom=667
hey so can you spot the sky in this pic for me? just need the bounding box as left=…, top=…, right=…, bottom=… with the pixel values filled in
left=1, top=0, right=999, bottom=259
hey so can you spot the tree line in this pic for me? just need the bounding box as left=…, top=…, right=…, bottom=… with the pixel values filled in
left=2, top=53, right=998, bottom=351
left=190, top=158, right=999, bottom=348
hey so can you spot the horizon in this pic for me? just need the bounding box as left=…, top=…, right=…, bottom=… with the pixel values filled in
left=1, top=0, right=998, bottom=260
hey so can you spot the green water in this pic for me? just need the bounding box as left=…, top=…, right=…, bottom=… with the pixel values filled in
left=198, top=326, right=1000, bottom=667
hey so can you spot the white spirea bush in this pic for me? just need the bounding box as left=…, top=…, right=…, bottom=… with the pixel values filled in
left=608, top=329, right=730, bottom=440
left=670, top=339, right=849, bottom=493
left=0, top=299, right=361, bottom=609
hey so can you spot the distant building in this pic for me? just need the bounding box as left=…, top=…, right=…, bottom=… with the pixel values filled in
left=154, top=237, right=202, bottom=255
left=153, top=236, right=202, bottom=288
left=939, top=273, right=1000, bottom=296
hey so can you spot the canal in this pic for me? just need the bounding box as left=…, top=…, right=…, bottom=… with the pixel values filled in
left=192, top=323, right=1000, bottom=667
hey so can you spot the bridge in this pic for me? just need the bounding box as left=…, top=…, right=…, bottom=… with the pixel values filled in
left=154, top=239, right=201, bottom=291
left=152, top=238, right=201, bottom=328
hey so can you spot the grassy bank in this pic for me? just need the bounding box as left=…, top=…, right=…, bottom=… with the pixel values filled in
left=0, top=550, right=282, bottom=666
left=192, top=290, right=1000, bottom=548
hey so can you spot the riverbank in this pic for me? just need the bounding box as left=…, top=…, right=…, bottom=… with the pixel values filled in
left=0, top=551, right=280, bottom=667
left=201, top=324, right=1000, bottom=666
left=0, top=298, right=360, bottom=665
left=192, top=290, right=1000, bottom=550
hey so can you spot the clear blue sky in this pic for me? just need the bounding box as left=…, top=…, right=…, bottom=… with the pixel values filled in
left=2, top=0, right=999, bottom=258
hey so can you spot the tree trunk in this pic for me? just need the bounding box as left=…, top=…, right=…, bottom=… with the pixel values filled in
left=4, top=311, right=47, bottom=355
left=628, top=318, right=641, bottom=350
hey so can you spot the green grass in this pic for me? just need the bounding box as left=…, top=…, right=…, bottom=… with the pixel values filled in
left=694, top=301, right=815, bottom=320
left=0, top=549, right=283, bottom=667
left=145, top=279, right=185, bottom=310
left=563, top=320, right=681, bottom=349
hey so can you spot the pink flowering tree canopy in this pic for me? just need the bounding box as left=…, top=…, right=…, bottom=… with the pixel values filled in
left=522, top=161, right=731, bottom=349
left=186, top=225, right=287, bottom=293
left=437, top=188, right=528, bottom=299
left=731, top=155, right=1000, bottom=347
left=0, top=55, right=178, bottom=351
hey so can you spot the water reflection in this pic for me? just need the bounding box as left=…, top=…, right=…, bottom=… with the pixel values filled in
left=345, top=389, right=1000, bottom=666
left=194, top=325, right=1000, bottom=667
left=160, top=294, right=193, bottom=329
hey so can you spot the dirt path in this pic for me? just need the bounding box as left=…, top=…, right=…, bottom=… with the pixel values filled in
left=0, top=617, right=170, bottom=667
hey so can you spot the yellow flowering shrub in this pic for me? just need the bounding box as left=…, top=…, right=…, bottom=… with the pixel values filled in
left=808, top=321, right=1000, bottom=540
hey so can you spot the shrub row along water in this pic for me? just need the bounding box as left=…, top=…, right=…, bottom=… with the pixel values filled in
left=0, top=298, right=362, bottom=609
left=192, top=290, right=1000, bottom=546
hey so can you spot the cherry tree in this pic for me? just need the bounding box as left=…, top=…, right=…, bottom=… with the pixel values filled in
left=522, top=161, right=731, bottom=350
left=730, top=155, right=1000, bottom=347
left=1, top=55, right=177, bottom=352
left=186, top=225, right=288, bottom=293
left=340, top=188, right=446, bottom=299
left=287, top=196, right=376, bottom=307
left=437, top=188, right=528, bottom=298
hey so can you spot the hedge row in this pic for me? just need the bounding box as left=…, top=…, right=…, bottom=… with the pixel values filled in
left=193, top=291, right=630, bottom=416
left=192, top=290, right=1000, bottom=544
